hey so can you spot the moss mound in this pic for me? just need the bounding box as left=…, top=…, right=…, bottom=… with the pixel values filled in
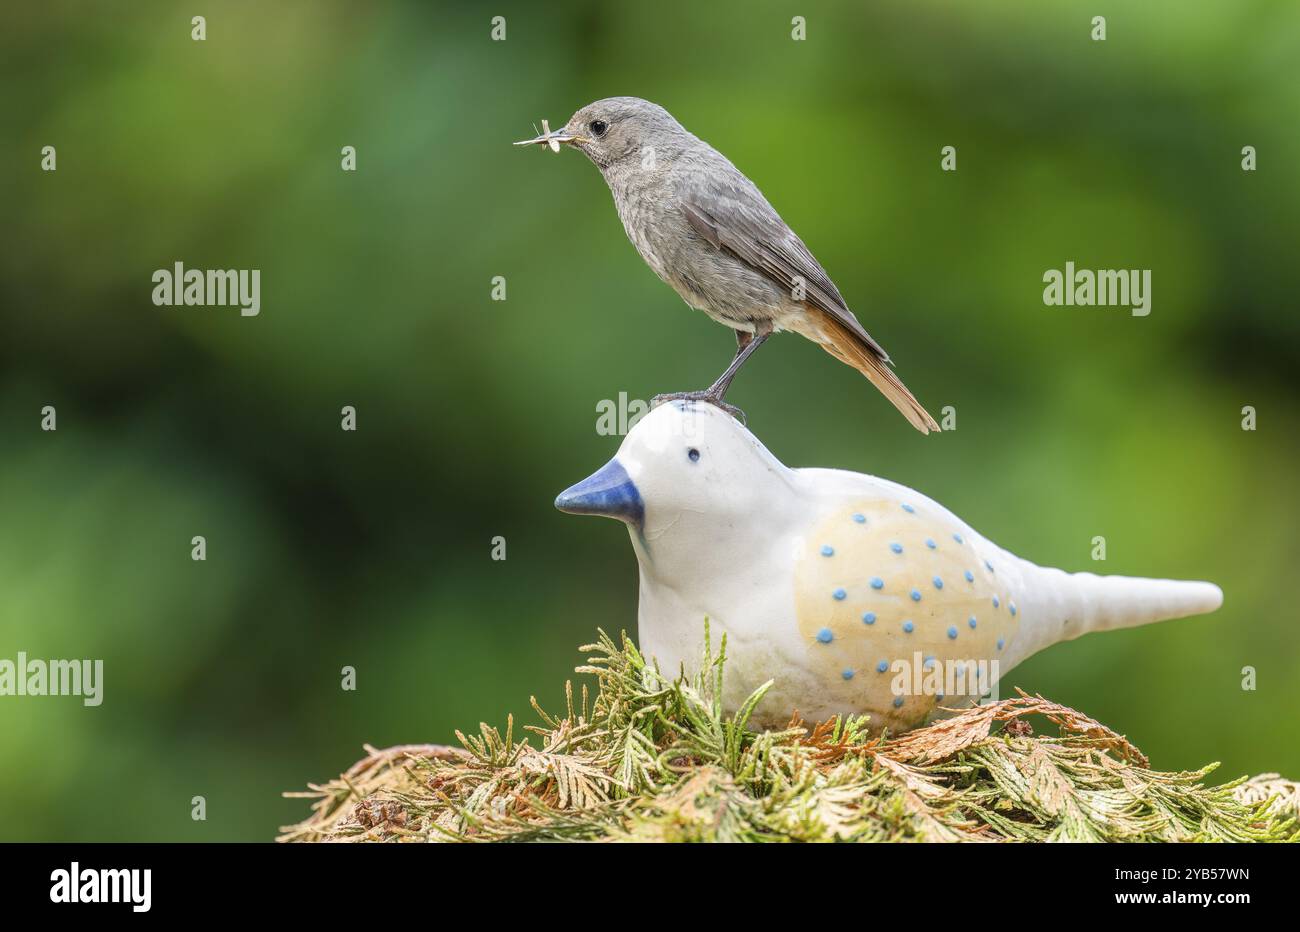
left=281, top=629, right=1297, bottom=842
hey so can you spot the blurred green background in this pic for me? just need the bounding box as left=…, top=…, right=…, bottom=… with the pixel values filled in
left=1, top=0, right=1297, bottom=840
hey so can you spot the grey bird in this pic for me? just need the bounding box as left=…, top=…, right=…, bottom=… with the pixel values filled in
left=515, top=97, right=939, bottom=433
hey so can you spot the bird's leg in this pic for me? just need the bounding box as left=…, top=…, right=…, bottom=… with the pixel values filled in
left=651, top=326, right=770, bottom=422
left=707, top=328, right=768, bottom=398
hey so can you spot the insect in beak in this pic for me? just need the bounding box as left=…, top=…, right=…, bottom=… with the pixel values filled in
left=513, top=119, right=585, bottom=151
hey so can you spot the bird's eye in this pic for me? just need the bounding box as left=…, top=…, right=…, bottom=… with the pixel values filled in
left=589, top=119, right=609, bottom=138
left=687, top=448, right=701, bottom=463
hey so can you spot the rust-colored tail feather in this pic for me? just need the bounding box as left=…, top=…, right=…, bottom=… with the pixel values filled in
left=816, top=315, right=939, bottom=434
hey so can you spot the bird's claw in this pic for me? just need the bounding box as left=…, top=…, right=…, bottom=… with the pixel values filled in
left=650, top=391, right=746, bottom=425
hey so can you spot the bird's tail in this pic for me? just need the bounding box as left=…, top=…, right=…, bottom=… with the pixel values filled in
left=1004, top=559, right=1223, bottom=667
left=813, top=314, right=940, bottom=434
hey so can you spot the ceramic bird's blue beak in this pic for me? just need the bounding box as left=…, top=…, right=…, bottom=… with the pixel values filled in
left=555, top=457, right=644, bottom=528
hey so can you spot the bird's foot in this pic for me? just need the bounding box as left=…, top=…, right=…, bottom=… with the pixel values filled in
left=650, top=390, right=746, bottom=424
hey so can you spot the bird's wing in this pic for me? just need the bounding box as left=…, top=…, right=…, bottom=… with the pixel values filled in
left=679, top=174, right=891, bottom=362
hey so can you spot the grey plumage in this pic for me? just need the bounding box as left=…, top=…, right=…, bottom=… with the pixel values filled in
left=517, top=96, right=938, bottom=433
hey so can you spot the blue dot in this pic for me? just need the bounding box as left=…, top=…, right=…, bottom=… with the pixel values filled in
left=993, top=595, right=1000, bottom=609
left=968, top=615, right=977, bottom=629
left=870, top=577, right=884, bottom=590
left=821, top=545, right=834, bottom=557
left=902, top=504, right=915, bottom=513
left=953, top=533, right=964, bottom=544
left=862, top=612, right=876, bottom=625
left=833, top=588, right=846, bottom=601
left=947, top=626, right=958, bottom=639
left=933, top=576, right=944, bottom=590
left=1010, top=602, right=1018, bottom=617
left=893, top=696, right=904, bottom=708
left=852, top=513, right=866, bottom=523
left=923, top=656, right=936, bottom=670
left=985, top=560, right=994, bottom=573
left=816, top=627, right=834, bottom=643
left=889, top=542, right=903, bottom=554
left=876, top=660, right=889, bottom=673
left=997, top=638, right=1005, bottom=651
left=964, top=570, right=975, bottom=583
left=910, top=589, right=922, bottom=602
left=903, top=620, right=914, bottom=633
left=925, top=538, right=937, bottom=549
left=841, top=668, right=854, bottom=681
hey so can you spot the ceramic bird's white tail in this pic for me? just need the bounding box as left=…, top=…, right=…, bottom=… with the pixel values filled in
left=1005, top=555, right=1222, bottom=665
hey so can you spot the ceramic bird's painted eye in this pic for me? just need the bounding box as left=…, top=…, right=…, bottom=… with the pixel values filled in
left=687, top=447, right=701, bottom=463
left=589, top=119, right=609, bottom=137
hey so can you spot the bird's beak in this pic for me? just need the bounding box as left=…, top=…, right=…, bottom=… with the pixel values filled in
left=555, top=457, right=643, bottom=528
left=513, top=120, right=586, bottom=152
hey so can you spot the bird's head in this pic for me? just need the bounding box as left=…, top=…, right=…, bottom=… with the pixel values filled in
left=515, top=97, right=690, bottom=171
left=556, top=402, right=797, bottom=567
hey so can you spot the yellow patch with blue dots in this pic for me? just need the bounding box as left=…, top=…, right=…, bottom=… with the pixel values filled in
left=793, top=499, right=1018, bottom=719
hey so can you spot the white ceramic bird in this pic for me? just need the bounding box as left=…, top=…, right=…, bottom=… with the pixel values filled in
left=556, top=401, right=1223, bottom=731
